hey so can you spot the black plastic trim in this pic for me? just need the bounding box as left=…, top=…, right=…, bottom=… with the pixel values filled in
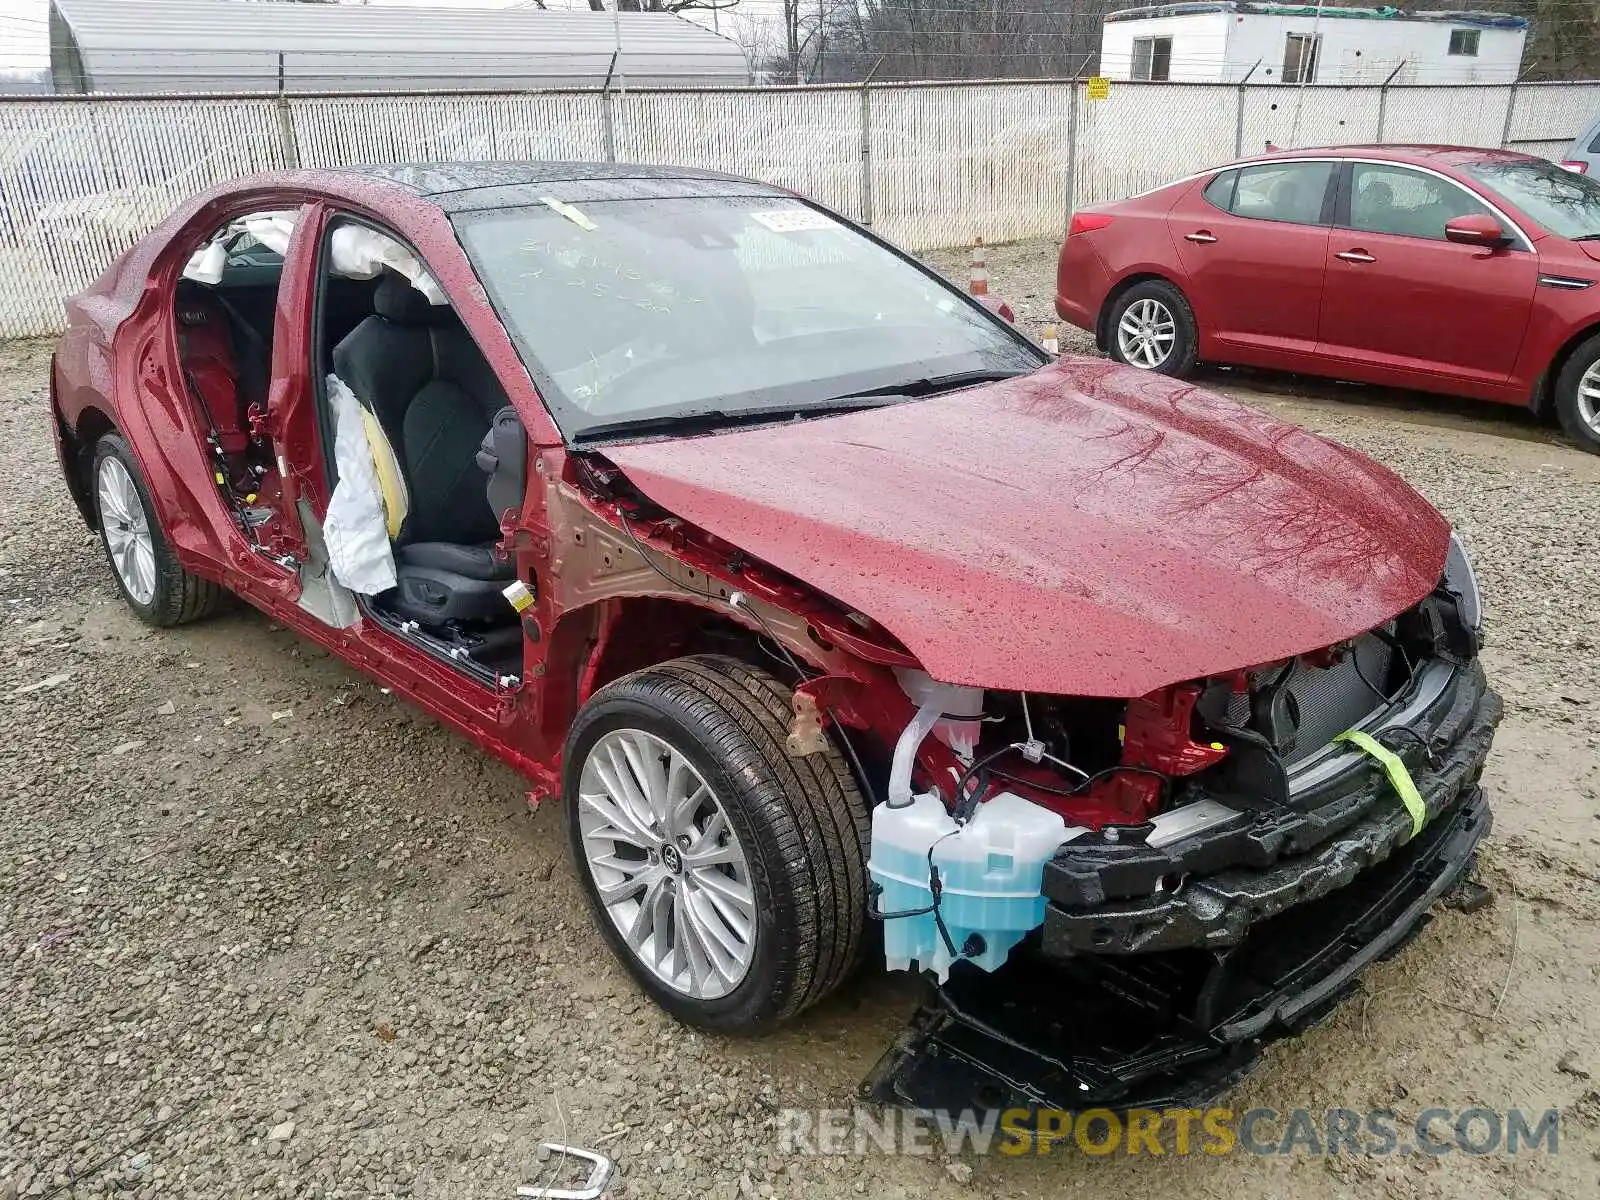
left=1042, top=662, right=1495, bottom=917
left=862, top=786, right=1492, bottom=1115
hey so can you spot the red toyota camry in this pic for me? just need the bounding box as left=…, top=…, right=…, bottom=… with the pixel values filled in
left=1056, top=145, right=1600, bottom=452
left=53, top=162, right=1498, bottom=1118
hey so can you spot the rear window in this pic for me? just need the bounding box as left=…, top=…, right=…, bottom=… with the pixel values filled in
left=1231, top=162, right=1334, bottom=225
left=1203, top=170, right=1238, bottom=211
left=1203, top=161, right=1334, bottom=226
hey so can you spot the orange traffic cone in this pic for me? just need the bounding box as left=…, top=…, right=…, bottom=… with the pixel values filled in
left=969, top=237, right=988, bottom=296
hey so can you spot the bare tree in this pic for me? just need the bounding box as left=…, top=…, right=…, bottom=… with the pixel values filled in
left=613, top=0, right=742, bottom=13
left=811, top=0, right=1115, bottom=83
left=1410, top=0, right=1600, bottom=82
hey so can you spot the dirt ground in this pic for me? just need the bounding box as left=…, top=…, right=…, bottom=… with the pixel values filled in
left=3, top=241, right=1599, bottom=1199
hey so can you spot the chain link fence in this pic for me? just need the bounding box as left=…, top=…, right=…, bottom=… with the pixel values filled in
left=4, top=77, right=1599, bottom=338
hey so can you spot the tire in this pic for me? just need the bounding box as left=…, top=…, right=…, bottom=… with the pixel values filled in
left=92, top=433, right=226, bottom=627
left=1105, top=279, right=1198, bottom=377
left=1553, top=332, right=1600, bottom=454
left=564, top=655, right=871, bottom=1034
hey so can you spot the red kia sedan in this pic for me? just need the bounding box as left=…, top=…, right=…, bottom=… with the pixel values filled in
left=1057, top=145, right=1600, bottom=452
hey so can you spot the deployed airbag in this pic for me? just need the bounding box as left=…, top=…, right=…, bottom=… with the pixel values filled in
left=328, top=225, right=446, bottom=305
left=182, top=240, right=226, bottom=285
left=323, top=374, right=398, bottom=595
left=181, top=209, right=299, bottom=283
left=241, top=211, right=298, bottom=256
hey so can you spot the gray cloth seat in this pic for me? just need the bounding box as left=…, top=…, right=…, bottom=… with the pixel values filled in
left=332, top=274, right=517, bottom=625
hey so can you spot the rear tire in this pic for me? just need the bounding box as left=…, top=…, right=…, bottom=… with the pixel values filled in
left=564, top=655, right=871, bottom=1034
left=93, top=433, right=226, bottom=627
left=1553, top=333, right=1600, bottom=454
left=1106, top=279, right=1198, bottom=377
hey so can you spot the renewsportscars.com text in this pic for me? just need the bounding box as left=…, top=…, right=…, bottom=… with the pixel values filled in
left=776, top=1106, right=1560, bottom=1157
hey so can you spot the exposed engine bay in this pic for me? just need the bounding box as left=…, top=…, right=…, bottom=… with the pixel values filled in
left=898, top=542, right=1481, bottom=834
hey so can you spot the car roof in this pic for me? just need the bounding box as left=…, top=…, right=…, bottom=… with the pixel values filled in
left=1231, top=144, right=1534, bottom=168
left=335, top=160, right=789, bottom=213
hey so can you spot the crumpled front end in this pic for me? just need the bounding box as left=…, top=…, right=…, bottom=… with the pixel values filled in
left=864, top=783, right=1491, bottom=1113
left=863, top=538, right=1499, bottom=1115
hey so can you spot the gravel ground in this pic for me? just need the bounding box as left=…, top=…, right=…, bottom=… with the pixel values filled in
left=4, top=242, right=1600, bottom=1199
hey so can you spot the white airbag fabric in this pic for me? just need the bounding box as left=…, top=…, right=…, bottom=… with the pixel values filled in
left=181, top=209, right=298, bottom=282
left=241, top=211, right=298, bottom=256
left=182, top=240, right=226, bottom=284
left=328, top=225, right=447, bottom=305
left=323, top=374, right=398, bottom=595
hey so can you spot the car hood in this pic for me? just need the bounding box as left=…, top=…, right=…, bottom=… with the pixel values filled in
left=605, top=358, right=1449, bottom=697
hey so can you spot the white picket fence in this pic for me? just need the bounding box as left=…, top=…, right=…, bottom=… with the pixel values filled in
left=3, top=77, right=1598, bottom=338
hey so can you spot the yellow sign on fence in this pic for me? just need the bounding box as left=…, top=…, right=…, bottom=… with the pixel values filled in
left=1086, top=76, right=1111, bottom=101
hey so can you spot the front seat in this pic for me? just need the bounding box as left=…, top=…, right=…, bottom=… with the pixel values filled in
left=332, top=273, right=520, bottom=625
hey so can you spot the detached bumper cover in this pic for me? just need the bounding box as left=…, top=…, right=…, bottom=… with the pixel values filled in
left=863, top=785, right=1491, bottom=1113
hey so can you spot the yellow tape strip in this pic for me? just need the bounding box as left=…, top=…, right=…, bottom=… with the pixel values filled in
left=1334, top=729, right=1427, bottom=841
left=539, top=196, right=597, bottom=231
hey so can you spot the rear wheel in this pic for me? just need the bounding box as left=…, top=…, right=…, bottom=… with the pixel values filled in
left=564, top=655, right=870, bottom=1033
left=1106, top=279, right=1198, bottom=377
left=93, top=433, right=226, bottom=626
left=1554, top=333, right=1600, bottom=454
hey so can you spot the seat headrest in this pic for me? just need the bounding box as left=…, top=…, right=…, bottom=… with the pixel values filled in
left=374, top=274, right=447, bottom=326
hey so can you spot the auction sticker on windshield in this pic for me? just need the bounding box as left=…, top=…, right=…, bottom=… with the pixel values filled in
left=751, top=208, right=835, bottom=233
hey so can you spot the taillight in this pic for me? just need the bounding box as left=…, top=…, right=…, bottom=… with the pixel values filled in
left=1560, top=160, right=1589, bottom=174
left=1068, top=211, right=1116, bottom=236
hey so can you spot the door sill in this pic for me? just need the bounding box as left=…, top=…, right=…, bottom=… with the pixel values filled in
left=358, top=597, right=514, bottom=690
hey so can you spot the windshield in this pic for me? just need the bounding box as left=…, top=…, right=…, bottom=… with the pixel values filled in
left=1461, top=158, right=1600, bottom=240
left=451, top=195, right=1040, bottom=440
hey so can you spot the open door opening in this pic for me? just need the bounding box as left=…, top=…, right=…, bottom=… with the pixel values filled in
left=173, top=210, right=299, bottom=551
left=308, top=217, right=529, bottom=685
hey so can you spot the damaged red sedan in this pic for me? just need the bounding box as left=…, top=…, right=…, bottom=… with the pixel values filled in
left=51, top=163, right=1498, bottom=1115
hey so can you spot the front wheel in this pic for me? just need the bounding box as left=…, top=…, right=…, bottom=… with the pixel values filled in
left=93, top=433, right=226, bottom=626
left=1553, top=333, right=1600, bottom=454
left=564, top=655, right=870, bottom=1034
left=1106, top=279, right=1198, bottom=377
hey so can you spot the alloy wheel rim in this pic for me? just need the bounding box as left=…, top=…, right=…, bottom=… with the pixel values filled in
left=1116, top=298, right=1176, bottom=369
left=577, top=728, right=756, bottom=1000
left=1578, top=360, right=1600, bottom=436
left=97, top=457, right=157, bottom=606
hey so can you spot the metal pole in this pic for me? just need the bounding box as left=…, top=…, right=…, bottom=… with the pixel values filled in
left=275, top=51, right=300, bottom=170
left=1288, top=0, right=1326, bottom=147
left=859, top=57, right=884, bottom=227
left=612, top=2, right=625, bottom=92
left=602, top=49, right=618, bottom=163
left=1376, top=60, right=1405, bottom=142
left=1234, top=59, right=1260, bottom=158
left=1500, top=65, right=1533, bottom=149
left=1063, top=53, right=1092, bottom=235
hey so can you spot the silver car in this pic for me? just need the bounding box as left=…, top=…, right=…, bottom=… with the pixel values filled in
left=1563, top=113, right=1600, bottom=175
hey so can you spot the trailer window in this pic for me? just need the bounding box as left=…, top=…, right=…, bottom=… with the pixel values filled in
left=1132, top=37, right=1172, bottom=83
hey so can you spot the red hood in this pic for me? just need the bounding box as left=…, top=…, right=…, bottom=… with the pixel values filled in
left=606, top=358, right=1449, bottom=697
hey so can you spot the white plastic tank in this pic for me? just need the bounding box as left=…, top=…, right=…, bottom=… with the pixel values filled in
left=869, top=791, right=1083, bottom=982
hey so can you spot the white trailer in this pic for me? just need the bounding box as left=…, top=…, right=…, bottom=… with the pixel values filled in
left=1100, top=4, right=1528, bottom=86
